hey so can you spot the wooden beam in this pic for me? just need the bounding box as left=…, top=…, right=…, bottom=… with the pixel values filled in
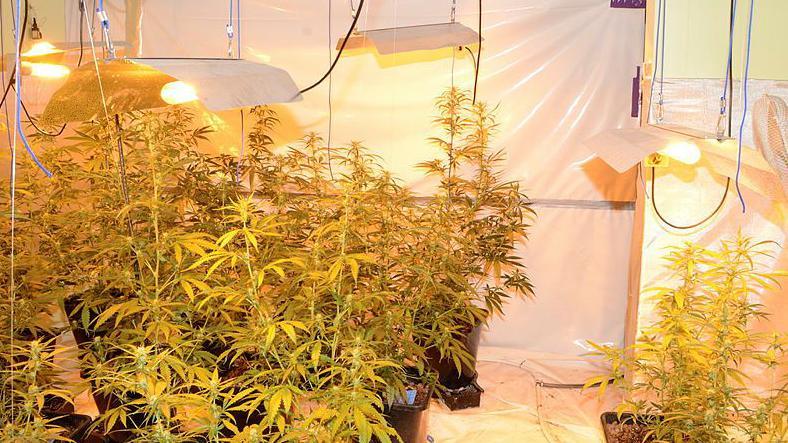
left=623, top=0, right=656, bottom=384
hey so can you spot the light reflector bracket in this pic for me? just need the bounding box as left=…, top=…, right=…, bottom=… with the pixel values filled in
left=338, top=22, right=480, bottom=55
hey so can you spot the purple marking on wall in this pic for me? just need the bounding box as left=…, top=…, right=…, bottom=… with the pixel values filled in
left=631, top=66, right=641, bottom=118
left=611, top=0, right=646, bottom=8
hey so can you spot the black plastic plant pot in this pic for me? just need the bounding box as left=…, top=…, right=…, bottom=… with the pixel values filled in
left=383, top=384, right=433, bottom=443
left=600, top=412, right=658, bottom=443
left=427, top=323, right=482, bottom=385
left=224, top=404, right=267, bottom=437
left=440, top=373, right=484, bottom=411
left=46, top=413, right=98, bottom=442
left=64, top=295, right=105, bottom=347
left=41, top=394, right=76, bottom=417
left=426, top=323, right=484, bottom=409
left=88, top=390, right=156, bottom=442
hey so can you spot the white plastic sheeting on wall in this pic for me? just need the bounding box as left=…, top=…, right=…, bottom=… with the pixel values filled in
left=61, top=0, right=645, bottom=355
left=637, top=163, right=788, bottom=388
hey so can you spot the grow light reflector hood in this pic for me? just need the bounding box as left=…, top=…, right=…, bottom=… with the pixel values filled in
left=41, top=58, right=301, bottom=125
left=130, top=58, right=302, bottom=110
left=583, top=125, right=784, bottom=199
left=41, top=60, right=172, bottom=125
left=338, top=22, right=480, bottom=55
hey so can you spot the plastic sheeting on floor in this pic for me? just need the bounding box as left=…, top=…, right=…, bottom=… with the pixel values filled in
left=429, top=347, right=621, bottom=442
left=56, top=339, right=621, bottom=442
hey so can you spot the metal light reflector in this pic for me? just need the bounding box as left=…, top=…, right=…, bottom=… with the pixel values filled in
left=130, top=58, right=301, bottom=110
left=338, top=22, right=480, bottom=55
left=583, top=125, right=783, bottom=198
left=41, top=60, right=171, bottom=125
left=41, top=58, right=301, bottom=125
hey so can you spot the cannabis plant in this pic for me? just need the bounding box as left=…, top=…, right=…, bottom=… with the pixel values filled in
left=411, top=87, right=534, bottom=374
left=3, top=88, right=532, bottom=442
left=589, top=235, right=787, bottom=443
left=0, top=336, right=74, bottom=442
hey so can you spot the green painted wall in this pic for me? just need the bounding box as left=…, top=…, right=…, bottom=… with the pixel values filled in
left=661, top=0, right=788, bottom=80
left=1, top=1, right=66, bottom=56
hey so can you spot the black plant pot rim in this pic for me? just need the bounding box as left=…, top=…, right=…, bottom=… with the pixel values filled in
left=442, top=373, right=483, bottom=396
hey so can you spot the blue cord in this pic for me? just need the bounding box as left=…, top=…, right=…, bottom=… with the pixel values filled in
left=721, top=0, right=737, bottom=111
left=97, top=0, right=108, bottom=29
left=14, top=0, right=51, bottom=177
left=0, top=1, right=13, bottom=152
left=658, top=0, right=666, bottom=102
left=647, top=0, right=663, bottom=122
left=735, top=0, right=755, bottom=213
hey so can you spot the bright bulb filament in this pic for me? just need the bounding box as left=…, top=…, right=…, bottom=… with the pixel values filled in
left=23, top=41, right=60, bottom=57
left=660, top=141, right=701, bottom=165
left=161, top=81, right=198, bottom=105
left=23, top=62, right=70, bottom=78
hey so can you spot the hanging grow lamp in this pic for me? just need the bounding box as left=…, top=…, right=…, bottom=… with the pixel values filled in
left=40, top=58, right=302, bottom=125
left=583, top=125, right=783, bottom=199
left=338, top=22, right=480, bottom=55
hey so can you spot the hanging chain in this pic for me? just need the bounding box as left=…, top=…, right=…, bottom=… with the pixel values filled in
left=716, top=96, right=727, bottom=139
left=655, top=93, right=664, bottom=123
left=226, top=0, right=235, bottom=58
left=451, top=0, right=457, bottom=23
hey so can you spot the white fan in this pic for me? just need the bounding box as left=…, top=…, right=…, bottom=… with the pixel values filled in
left=752, top=95, right=788, bottom=197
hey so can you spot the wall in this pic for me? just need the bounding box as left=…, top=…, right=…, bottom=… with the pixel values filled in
left=639, top=0, right=788, bottom=390
left=661, top=0, right=788, bottom=80
left=1, top=1, right=67, bottom=53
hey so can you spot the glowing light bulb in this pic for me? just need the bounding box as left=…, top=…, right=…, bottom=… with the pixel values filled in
left=160, top=81, right=198, bottom=105
left=22, top=62, right=70, bottom=78
left=22, top=41, right=59, bottom=57
left=660, top=141, right=701, bottom=165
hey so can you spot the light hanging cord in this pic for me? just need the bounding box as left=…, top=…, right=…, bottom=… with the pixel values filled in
left=96, top=0, right=115, bottom=58
left=648, top=0, right=664, bottom=124
left=326, top=0, right=335, bottom=180
left=226, top=0, right=235, bottom=58
left=472, top=0, right=482, bottom=104
left=236, top=109, right=244, bottom=184
left=450, top=0, right=457, bottom=89
left=299, top=0, right=365, bottom=95
left=735, top=0, right=755, bottom=213
left=655, top=0, right=667, bottom=122
left=716, top=0, right=737, bottom=139
left=0, top=0, right=28, bottom=110
left=13, top=0, right=51, bottom=177
left=1, top=0, right=14, bottom=150
left=236, top=0, right=241, bottom=59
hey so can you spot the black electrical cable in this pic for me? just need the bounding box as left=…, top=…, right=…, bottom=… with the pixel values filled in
left=0, top=0, right=28, bottom=110
left=326, top=0, right=335, bottom=180
left=463, top=45, right=477, bottom=74
left=298, top=0, right=365, bottom=95
left=537, top=379, right=616, bottom=390
left=78, top=0, right=85, bottom=67
left=651, top=166, right=730, bottom=230
left=726, top=0, right=734, bottom=137
left=18, top=95, right=66, bottom=137
left=472, top=0, right=482, bottom=104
